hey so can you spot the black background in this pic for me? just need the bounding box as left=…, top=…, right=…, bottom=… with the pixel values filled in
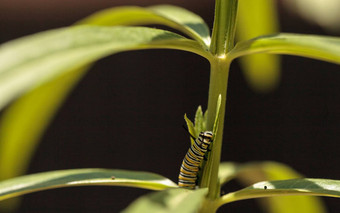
left=0, top=0, right=339, bottom=212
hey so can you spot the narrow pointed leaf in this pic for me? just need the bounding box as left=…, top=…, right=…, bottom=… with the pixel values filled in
left=203, top=109, right=208, bottom=130
left=123, top=188, right=207, bottom=213
left=0, top=6, right=211, bottom=198
left=236, top=0, right=280, bottom=91
left=0, top=26, right=209, bottom=110
left=194, top=106, right=204, bottom=134
left=0, top=25, right=209, bottom=197
left=229, top=33, right=340, bottom=65
left=219, top=178, right=340, bottom=204
left=212, top=94, right=221, bottom=135
left=184, top=114, right=196, bottom=145
left=149, top=5, right=210, bottom=49
left=218, top=162, right=326, bottom=213
left=0, top=3, right=211, bottom=190
left=199, top=95, right=221, bottom=189
left=79, top=5, right=211, bottom=49
left=0, top=5, right=212, bottom=194
left=0, top=169, right=177, bottom=201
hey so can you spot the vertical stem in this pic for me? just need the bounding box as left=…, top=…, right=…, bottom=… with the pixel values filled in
left=199, top=58, right=230, bottom=213
left=202, top=58, right=229, bottom=199
left=199, top=0, right=238, bottom=202
left=210, top=0, right=238, bottom=56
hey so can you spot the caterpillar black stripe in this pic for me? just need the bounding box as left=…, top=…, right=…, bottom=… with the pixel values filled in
left=178, top=131, right=213, bottom=189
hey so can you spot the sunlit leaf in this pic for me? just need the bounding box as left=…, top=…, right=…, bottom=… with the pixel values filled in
left=218, top=178, right=340, bottom=205
left=0, top=26, right=209, bottom=110
left=0, top=5, right=212, bottom=203
left=79, top=5, right=211, bottom=49
left=0, top=25, right=208, bottom=166
left=0, top=169, right=177, bottom=201
left=194, top=106, right=204, bottom=134
left=0, top=67, right=86, bottom=182
left=212, top=94, right=221, bottom=135
left=203, top=109, right=208, bottom=130
left=184, top=114, right=196, bottom=145
left=236, top=0, right=280, bottom=92
left=229, top=33, right=340, bottom=65
left=199, top=95, right=222, bottom=190
left=0, top=26, right=209, bottom=189
left=218, top=161, right=326, bottom=213
left=123, top=188, right=207, bottom=213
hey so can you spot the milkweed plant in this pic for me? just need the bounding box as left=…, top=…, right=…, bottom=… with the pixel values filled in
left=0, top=0, right=340, bottom=212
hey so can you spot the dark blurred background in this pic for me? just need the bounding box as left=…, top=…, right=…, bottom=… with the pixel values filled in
left=0, top=0, right=339, bottom=212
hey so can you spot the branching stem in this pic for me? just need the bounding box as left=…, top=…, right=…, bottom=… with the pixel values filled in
left=199, top=0, right=238, bottom=203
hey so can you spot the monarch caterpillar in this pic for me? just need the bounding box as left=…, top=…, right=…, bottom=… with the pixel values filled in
left=178, top=131, right=214, bottom=189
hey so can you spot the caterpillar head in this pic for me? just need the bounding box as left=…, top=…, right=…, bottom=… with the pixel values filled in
left=199, top=131, right=213, bottom=146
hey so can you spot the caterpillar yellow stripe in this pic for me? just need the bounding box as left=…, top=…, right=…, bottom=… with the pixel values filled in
left=178, top=131, right=213, bottom=189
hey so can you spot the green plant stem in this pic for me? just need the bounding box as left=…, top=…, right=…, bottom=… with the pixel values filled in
left=210, top=0, right=238, bottom=56
left=199, top=0, right=238, bottom=202
left=199, top=57, right=230, bottom=212
left=204, top=58, right=230, bottom=197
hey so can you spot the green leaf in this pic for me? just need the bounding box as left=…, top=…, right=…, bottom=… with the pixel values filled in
left=199, top=95, right=222, bottom=191
left=218, top=161, right=326, bottom=213
left=194, top=106, right=204, bottom=134
left=203, top=109, right=208, bottom=130
left=218, top=161, right=303, bottom=186
left=212, top=94, right=221, bottom=135
left=218, top=162, right=240, bottom=184
left=236, top=0, right=280, bottom=92
left=0, top=26, right=209, bottom=186
left=123, top=188, right=207, bottom=213
left=78, top=5, right=211, bottom=49
left=0, top=8, right=211, bottom=207
left=0, top=169, right=177, bottom=201
left=0, top=69, right=87, bottom=212
left=218, top=178, right=340, bottom=204
left=229, top=33, right=340, bottom=65
left=0, top=67, right=86, bottom=182
left=0, top=3, right=211, bottom=193
left=184, top=114, right=196, bottom=145
left=0, top=25, right=209, bottom=110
